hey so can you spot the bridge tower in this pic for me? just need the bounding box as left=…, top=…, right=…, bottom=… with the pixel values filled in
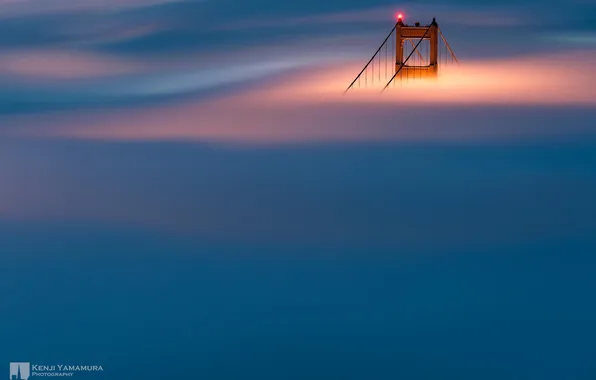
left=344, top=15, right=458, bottom=92
left=395, top=16, right=439, bottom=79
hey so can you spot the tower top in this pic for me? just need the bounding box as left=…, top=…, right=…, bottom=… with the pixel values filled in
left=396, top=17, right=438, bottom=28
left=396, top=13, right=405, bottom=25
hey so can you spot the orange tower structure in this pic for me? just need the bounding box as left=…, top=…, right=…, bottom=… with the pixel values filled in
left=395, top=17, right=439, bottom=79
left=344, top=16, right=458, bottom=92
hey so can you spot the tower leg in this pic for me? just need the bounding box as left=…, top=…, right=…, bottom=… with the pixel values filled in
left=429, top=24, right=438, bottom=76
left=395, top=25, right=403, bottom=74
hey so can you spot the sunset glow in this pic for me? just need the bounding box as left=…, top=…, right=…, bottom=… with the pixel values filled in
left=5, top=51, right=592, bottom=145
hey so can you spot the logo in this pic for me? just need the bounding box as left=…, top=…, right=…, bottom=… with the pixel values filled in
left=8, top=362, right=103, bottom=378
left=10, top=363, right=30, bottom=380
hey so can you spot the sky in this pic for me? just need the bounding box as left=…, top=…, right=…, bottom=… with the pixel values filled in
left=1, top=0, right=596, bottom=379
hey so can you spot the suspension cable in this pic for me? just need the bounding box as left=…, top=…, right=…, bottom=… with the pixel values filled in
left=344, top=23, right=398, bottom=93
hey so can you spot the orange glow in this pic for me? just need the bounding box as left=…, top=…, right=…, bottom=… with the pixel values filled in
left=4, top=51, right=596, bottom=145
left=246, top=51, right=596, bottom=107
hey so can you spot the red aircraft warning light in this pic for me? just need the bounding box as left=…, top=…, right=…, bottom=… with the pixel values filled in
left=397, top=13, right=403, bottom=20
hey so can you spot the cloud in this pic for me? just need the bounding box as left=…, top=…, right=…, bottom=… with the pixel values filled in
left=98, top=59, right=318, bottom=97
left=260, top=51, right=596, bottom=107
left=55, top=19, right=170, bottom=47
left=214, top=6, right=396, bottom=31
left=0, top=40, right=357, bottom=115
left=0, top=50, right=144, bottom=80
left=0, top=0, right=185, bottom=18
left=5, top=50, right=595, bottom=144
left=547, top=33, right=596, bottom=45
left=2, top=136, right=596, bottom=248
left=214, top=5, right=524, bottom=31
